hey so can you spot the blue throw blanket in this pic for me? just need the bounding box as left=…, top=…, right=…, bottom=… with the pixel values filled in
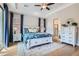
left=23, top=32, right=52, bottom=42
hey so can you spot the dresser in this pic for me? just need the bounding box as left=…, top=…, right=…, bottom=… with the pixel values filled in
left=60, top=26, right=77, bottom=47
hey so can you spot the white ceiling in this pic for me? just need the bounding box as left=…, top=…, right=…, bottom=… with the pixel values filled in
left=7, top=3, right=74, bottom=18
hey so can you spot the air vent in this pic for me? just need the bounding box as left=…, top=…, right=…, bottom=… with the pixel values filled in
left=24, top=5, right=28, bottom=7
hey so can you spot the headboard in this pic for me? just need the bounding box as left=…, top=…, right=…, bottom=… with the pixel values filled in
left=23, top=25, right=39, bottom=34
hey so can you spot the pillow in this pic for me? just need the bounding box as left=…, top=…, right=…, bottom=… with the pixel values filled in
left=29, top=28, right=38, bottom=32
left=24, top=28, right=29, bottom=33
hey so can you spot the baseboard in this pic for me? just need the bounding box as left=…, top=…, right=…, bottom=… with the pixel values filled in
left=61, top=42, right=79, bottom=47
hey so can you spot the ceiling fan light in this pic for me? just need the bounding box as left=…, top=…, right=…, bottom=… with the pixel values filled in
left=42, top=5, right=46, bottom=9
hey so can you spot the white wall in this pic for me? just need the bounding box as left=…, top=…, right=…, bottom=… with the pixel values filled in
left=46, top=17, right=53, bottom=34
left=46, top=4, right=79, bottom=35
left=23, top=15, right=39, bottom=28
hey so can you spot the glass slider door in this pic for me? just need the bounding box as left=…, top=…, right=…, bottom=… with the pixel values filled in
left=0, top=5, right=4, bottom=51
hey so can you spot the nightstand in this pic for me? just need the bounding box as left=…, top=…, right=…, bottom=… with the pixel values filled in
left=13, top=33, right=21, bottom=42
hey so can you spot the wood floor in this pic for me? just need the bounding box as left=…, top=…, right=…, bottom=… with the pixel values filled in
left=47, top=45, right=79, bottom=56
left=1, top=42, right=79, bottom=56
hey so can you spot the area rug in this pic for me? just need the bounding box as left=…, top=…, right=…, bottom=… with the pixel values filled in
left=17, top=42, right=65, bottom=56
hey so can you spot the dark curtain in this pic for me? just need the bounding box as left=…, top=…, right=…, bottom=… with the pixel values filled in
left=20, top=15, right=24, bottom=41
left=3, top=3, right=9, bottom=47
left=44, top=18, right=46, bottom=32
left=9, top=12, right=13, bottom=43
left=38, top=18, right=46, bottom=32
left=38, top=17, right=41, bottom=32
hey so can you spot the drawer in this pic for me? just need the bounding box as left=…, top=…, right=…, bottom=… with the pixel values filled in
left=67, top=39, right=75, bottom=44
left=68, top=37, right=74, bottom=40
left=68, top=32, right=72, bottom=34
left=69, top=37, right=73, bottom=39
left=61, top=37, right=67, bottom=41
left=62, top=40, right=73, bottom=45
left=68, top=39, right=72, bottom=42
left=77, top=40, right=79, bottom=45
left=30, top=39, right=42, bottom=46
left=62, top=38, right=75, bottom=44
left=77, top=40, right=79, bottom=43
left=61, top=35, right=66, bottom=37
left=61, top=38, right=66, bottom=41
left=30, top=37, right=52, bottom=47
left=61, top=36, right=67, bottom=40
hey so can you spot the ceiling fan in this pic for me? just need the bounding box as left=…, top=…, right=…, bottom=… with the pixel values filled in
left=34, top=3, right=55, bottom=10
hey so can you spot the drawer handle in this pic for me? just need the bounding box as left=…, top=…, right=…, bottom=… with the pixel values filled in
left=69, top=33, right=72, bottom=34
left=35, top=42, right=37, bottom=44
left=46, top=40, right=48, bottom=41
left=63, top=39, right=65, bottom=40
left=62, top=33, right=65, bottom=34
left=69, top=37, right=72, bottom=38
left=69, top=40, right=71, bottom=42
left=62, top=36, right=65, bottom=37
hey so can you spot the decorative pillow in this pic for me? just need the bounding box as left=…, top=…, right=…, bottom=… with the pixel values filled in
left=24, top=28, right=29, bottom=33
left=29, top=28, right=38, bottom=32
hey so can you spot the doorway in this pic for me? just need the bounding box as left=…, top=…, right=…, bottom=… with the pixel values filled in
left=53, top=18, right=61, bottom=42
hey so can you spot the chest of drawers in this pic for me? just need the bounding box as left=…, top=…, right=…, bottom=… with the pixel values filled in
left=61, top=26, right=77, bottom=47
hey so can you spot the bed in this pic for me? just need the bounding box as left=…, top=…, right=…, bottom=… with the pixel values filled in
left=22, top=27, right=53, bottom=49
left=23, top=32, right=52, bottom=49
left=17, top=27, right=53, bottom=55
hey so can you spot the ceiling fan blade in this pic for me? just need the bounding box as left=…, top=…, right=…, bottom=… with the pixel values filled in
left=47, top=3, right=55, bottom=6
left=41, top=8, right=43, bottom=10
left=34, top=5, right=41, bottom=6
left=46, top=7, right=50, bottom=10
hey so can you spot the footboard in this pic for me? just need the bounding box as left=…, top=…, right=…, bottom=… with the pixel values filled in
left=26, top=37, right=53, bottom=49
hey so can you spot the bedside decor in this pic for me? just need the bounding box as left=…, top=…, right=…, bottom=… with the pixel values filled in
left=66, top=18, right=74, bottom=25
left=14, top=27, right=17, bottom=34
left=62, top=24, right=68, bottom=27
left=67, top=21, right=70, bottom=24
left=72, top=22, right=78, bottom=26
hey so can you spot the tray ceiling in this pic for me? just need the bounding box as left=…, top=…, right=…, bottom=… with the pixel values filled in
left=7, top=3, right=74, bottom=18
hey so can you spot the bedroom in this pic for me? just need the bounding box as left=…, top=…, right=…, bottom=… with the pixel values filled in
left=0, top=3, right=79, bottom=56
